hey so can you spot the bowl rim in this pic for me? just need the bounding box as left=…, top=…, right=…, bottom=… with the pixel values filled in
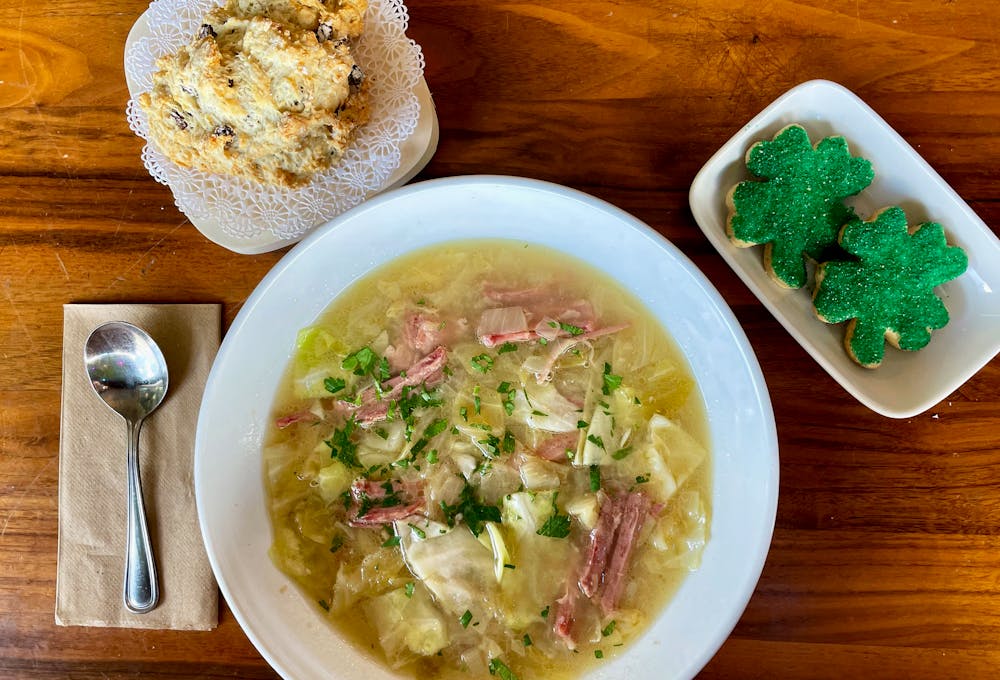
left=195, top=175, right=779, bottom=680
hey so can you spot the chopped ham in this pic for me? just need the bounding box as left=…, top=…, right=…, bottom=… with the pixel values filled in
left=481, top=285, right=595, bottom=327
left=383, top=343, right=416, bottom=372
left=476, top=307, right=530, bottom=346
left=348, top=501, right=425, bottom=527
left=383, top=346, right=447, bottom=392
left=558, top=299, right=596, bottom=329
left=275, top=410, right=320, bottom=429
left=351, top=346, right=448, bottom=426
left=577, top=491, right=653, bottom=613
left=480, top=329, right=538, bottom=347
left=553, top=582, right=581, bottom=650
left=482, top=283, right=547, bottom=304
left=598, top=492, right=652, bottom=614
left=350, top=478, right=424, bottom=503
left=534, top=432, right=579, bottom=462
left=534, top=323, right=631, bottom=383
left=348, top=475, right=426, bottom=526
left=403, top=312, right=442, bottom=354
left=476, top=298, right=610, bottom=350
left=578, top=494, right=624, bottom=597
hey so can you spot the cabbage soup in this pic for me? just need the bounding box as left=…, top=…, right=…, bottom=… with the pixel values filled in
left=264, top=240, right=711, bottom=679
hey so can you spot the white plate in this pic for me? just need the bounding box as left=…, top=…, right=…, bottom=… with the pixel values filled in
left=123, top=9, right=439, bottom=255
left=690, top=79, right=1000, bottom=419
left=195, top=176, right=779, bottom=680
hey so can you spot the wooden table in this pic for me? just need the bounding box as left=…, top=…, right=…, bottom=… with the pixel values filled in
left=1, top=0, right=998, bottom=677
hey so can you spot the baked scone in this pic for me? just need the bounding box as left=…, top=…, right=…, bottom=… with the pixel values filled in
left=726, top=124, right=874, bottom=289
left=812, top=206, right=968, bottom=368
left=140, top=0, right=370, bottom=186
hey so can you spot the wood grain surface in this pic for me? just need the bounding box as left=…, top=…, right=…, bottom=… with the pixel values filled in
left=1, top=0, right=998, bottom=678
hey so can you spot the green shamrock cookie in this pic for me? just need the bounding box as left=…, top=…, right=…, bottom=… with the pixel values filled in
left=726, top=124, right=875, bottom=288
left=812, top=206, right=968, bottom=368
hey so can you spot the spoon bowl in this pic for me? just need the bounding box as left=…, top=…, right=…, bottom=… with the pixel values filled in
left=85, top=321, right=169, bottom=614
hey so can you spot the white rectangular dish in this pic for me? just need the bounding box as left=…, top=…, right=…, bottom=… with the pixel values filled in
left=689, top=79, right=1000, bottom=418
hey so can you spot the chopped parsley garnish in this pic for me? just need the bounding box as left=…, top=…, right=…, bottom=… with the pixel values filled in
left=404, top=582, right=415, bottom=598
left=538, top=337, right=548, bottom=346
left=324, top=377, right=346, bottom=394
left=540, top=605, right=550, bottom=619
left=426, top=449, right=439, bottom=464
left=504, top=563, right=516, bottom=570
left=342, top=347, right=377, bottom=376
left=441, top=483, right=501, bottom=536
left=391, top=384, right=443, bottom=424
left=589, top=465, right=601, bottom=492
left=488, top=658, right=518, bottom=680
left=459, top=406, right=468, bottom=421
left=424, top=418, right=449, bottom=438
left=473, top=386, right=481, bottom=414
left=502, top=431, right=516, bottom=454
left=407, top=522, right=427, bottom=539
left=381, top=535, right=400, bottom=548
left=635, top=474, right=650, bottom=484
left=611, top=446, right=633, bottom=460
left=522, top=389, right=534, bottom=408
left=329, top=535, right=345, bottom=553
left=460, top=610, right=473, bottom=628
left=602, top=362, right=623, bottom=395
left=478, top=433, right=501, bottom=457
left=325, top=418, right=361, bottom=468
left=522, top=634, right=532, bottom=646
left=587, top=434, right=606, bottom=450
left=602, top=620, right=617, bottom=637
left=409, top=438, right=430, bottom=456
left=471, top=354, right=494, bottom=373
left=497, top=382, right=516, bottom=416
left=531, top=410, right=548, bottom=417
left=594, top=650, right=604, bottom=659
left=498, top=342, right=519, bottom=354
left=559, top=321, right=585, bottom=336
left=318, top=599, right=330, bottom=611
left=536, top=493, right=572, bottom=539
left=577, top=420, right=589, bottom=429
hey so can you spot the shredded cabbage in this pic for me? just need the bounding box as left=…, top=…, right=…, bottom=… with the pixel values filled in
left=565, top=493, right=600, bottom=530
left=316, top=460, right=353, bottom=503
left=362, top=585, right=450, bottom=666
left=511, top=383, right=579, bottom=432
left=291, top=326, right=348, bottom=399
left=625, top=414, right=707, bottom=503
left=498, top=492, right=575, bottom=630
left=396, top=520, right=498, bottom=620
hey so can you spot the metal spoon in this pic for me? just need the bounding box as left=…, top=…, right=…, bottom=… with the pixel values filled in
left=84, top=321, right=168, bottom=614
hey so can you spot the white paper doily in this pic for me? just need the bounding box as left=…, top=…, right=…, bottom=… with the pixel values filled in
left=125, top=0, right=434, bottom=252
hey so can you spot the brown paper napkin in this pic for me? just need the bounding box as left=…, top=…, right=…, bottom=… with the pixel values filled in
left=56, top=304, right=220, bottom=630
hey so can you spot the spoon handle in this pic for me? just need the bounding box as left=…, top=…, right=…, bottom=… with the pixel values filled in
left=124, top=419, right=159, bottom=614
